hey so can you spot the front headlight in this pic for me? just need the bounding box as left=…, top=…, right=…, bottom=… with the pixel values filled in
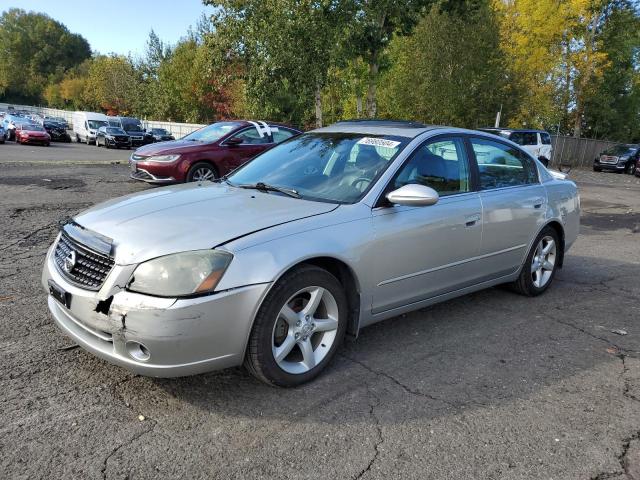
left=147, top=154, right=180, bottom=162
left=128, top=250, right=233, bottom=297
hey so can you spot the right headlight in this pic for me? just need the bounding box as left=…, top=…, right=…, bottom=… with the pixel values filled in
left=128, top=250, right=233, bottom=297
left=147, top=154, right=180, bottom=162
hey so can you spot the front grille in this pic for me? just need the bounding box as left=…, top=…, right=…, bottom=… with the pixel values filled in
left=54, top=232, right=115, bottom=290
left=600, top=155, right=618, bottom=164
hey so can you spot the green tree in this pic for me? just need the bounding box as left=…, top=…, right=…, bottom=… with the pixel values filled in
left=0, top=8, right=91, bottom=103
left=582, top=1, right=640, bottom=141
left=84, top=55, right=143, bottom=114
left=206, top=0, right=352, bottom=126
left=378, top=1, right=506, bottom=127
left=343, top=0, right=433, bottom=118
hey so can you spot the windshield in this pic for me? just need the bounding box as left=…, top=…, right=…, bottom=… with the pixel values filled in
left=106, top=127, right=126, bottom=135
left=121, top=119, right=144, bottom=131
left=88, top=120, right=107, bottom=130
left=25, top=125, right=45, bottom=132
left=183, top=122, right=242, bottom=142
left=228, top=132, right=408, bottom=204
left=603, top=145, right=636, bottom=156
left=152, top=128, right=168, bottom=134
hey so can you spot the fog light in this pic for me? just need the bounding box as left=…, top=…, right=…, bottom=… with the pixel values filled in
left=126, top=341, right=150, bottom=362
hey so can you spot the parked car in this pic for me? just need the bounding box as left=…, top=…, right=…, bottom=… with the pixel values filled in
left=42, top=119, right=579, bottom=386
left=148, top=128, right=175, bottom=142
left=15, top=123, right=50, bottom=146
left=478, top=128, right=553, bottom=167
left=114, top=117, right=154, bottom=147
left=72, top=111, right=109, bottom=145
left=96, top=126, right=131, bottom=149
left=593, top=144, right=639, bottom=175
left=2, top=114, right=29, bottom=141
left=43, top=121, right=71, bottom=142
left=129, top=120, right=302, bottom=183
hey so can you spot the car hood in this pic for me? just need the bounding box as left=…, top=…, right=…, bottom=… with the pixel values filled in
left=73, top=182, right=338, bottom=265
left=133, top=139, right=209, bottom=156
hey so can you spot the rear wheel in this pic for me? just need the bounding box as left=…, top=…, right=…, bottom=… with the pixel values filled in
left=593, top=166, right=601, bottom=172
left=186, top=162, right=217, bottom=182
left=244, top=265, right=347, bottom=387
left=510, top=226, right=560, bottom=296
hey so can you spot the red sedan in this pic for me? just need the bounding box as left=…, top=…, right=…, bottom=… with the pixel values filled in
left=129, top=120, right=302, bottom=184
left=16, top=123, right=51, bottom=146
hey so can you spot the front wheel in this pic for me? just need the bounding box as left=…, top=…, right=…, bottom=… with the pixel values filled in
left=626, top=162, right=636, bottom=175
left=244, top=265, right=348, bottom=387
left=510, top=227, right=561, bottom=296
left=186, top=162, right=217, bottom=182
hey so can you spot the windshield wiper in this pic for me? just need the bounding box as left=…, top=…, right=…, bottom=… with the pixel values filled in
left=236, top=182, right=301, bottom=199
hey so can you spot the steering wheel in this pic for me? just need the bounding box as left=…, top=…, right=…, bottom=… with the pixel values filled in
left=351, top=176, right=372, bottom=191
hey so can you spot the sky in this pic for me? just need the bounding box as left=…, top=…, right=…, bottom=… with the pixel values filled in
left=2, top=0, right=216, bottom=57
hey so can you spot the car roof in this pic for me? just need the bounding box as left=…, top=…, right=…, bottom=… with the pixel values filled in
left=315, top=120, right=488, bottom=139
left=479, top=127, right=549, bottom=134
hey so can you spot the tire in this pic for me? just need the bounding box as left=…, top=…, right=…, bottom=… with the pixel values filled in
left=593, top=166, right=601, bottom=172
left=186, top=162, right=218, bottom=182
left=244, top=265, right=348, bottom=387
left=626, top=162, right=636, bottom=175
left=538, top=157, right=549, bottom=167
left=510, top=226, right=561, bottom=296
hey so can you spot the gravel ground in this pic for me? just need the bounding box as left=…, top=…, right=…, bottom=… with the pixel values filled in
left=1, top=143, right=639, bottom=479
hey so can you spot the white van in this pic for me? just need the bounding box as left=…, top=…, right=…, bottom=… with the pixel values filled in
left=72, top=112, right=109, bottom=145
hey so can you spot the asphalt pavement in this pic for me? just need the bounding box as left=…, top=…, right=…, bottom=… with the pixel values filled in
left=1, top=142, right=639, bottom=479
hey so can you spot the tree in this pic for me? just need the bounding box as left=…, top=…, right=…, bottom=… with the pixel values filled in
left=206, top=0, right=352, bottom=127
left=84, top=55, right=143, bottom=114
left=583, top=0, right=640, bottom=141
left=343, top=0, right=434, bottom=117
left=0, top=8, right=91, bottom=103
left=378, top=0, right=506, bottom=127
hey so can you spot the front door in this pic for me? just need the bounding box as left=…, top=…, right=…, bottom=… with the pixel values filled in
left=370, top=136, right=483, bottom=315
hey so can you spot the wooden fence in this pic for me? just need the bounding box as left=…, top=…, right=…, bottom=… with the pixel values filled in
left=550, top=135, right=621, bottom=168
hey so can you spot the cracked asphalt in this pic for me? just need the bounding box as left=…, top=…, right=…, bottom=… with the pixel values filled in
left=1, top=142, right=639, bottom=479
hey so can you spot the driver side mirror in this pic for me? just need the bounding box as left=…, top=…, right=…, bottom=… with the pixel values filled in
left=386, top=184, right=439, bottom=207
left=226, top=137, right=243, bottom=146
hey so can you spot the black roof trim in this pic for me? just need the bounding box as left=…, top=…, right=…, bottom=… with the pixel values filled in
left=335, top=119, right=428, bottom=128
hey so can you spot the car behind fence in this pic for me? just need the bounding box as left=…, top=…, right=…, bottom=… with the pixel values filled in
left=0, top=102, right=623, bottom=167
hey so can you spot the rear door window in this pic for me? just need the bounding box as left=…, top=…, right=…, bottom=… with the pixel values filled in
left=471, top=138, right=538, bottom=190
left=541, top=132, right=552, bottom=145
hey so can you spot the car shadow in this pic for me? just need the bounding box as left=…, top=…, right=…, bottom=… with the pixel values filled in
left=137, top=253, right=639, bottom=426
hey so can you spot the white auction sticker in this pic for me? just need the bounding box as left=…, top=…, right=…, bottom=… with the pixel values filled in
left=357, top=137, right=401, bottom=148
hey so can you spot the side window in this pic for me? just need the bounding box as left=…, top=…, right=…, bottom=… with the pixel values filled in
left=523, top=132, right=538, bottom=145
left=271, top=128, right=296, bottom=143
left=229, top=127, right=270, bottom=145
left=541, top=132, right=552, bottom=145
left=471, top=138, right=538, bottom=190
left=393, top=137, right=470, bottom=197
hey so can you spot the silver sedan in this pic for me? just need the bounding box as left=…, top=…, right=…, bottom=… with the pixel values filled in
left=42, top=120, right=580, bottom=386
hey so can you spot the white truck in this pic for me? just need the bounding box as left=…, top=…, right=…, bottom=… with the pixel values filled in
left=72, top=111, right=109, bottom=145
left=479, top=128, right=553, bottom=167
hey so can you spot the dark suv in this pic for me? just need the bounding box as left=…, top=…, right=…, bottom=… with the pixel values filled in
left=96, top=126, right=132, bottom=149
left=593, top=144, right=639, bottom=175
left=129, top=120, right=301, bottom=183
left=120, top=117, right=154, bottom=147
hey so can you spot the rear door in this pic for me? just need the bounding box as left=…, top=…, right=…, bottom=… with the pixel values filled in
left=469, top=136, right=547, bottom=279
left=221, top=126, right=271, bottom=171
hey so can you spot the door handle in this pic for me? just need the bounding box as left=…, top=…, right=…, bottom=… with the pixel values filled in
left=465, top=214, right=481, bottom=227
left=531, top=197, right=545, bottom=209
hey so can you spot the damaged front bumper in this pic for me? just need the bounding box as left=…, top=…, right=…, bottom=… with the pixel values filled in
left=42, top=243, right=270, bottom=377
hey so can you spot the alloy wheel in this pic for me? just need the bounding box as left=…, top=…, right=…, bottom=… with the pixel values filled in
left=192, top=167, right=215, bottom=182
left=271, top=286, right=339, bottom=374
left=531, top=235, right=556, bottom=288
